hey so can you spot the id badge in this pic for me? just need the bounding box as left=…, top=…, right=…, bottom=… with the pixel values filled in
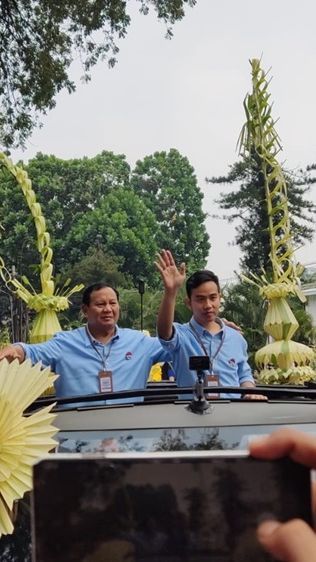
left=99, top=370, right=113, bottom=393
left=206, top=373, right=219, bottom=399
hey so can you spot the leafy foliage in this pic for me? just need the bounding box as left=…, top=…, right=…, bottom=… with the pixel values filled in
left=66, top=186, right=160, bottom=284
left=0, top=151, right=132, bottom=277
left=0, top=147, right=209, bottom=335
left=59, top=249, right=128, bottom=329
left=131, top=148, right=210, bottom=272
left=221, top=280, right=315, bottom=369
left=0, top=165, right=38, bottom=277
left=0, top=149, right=209, bottom=288
left=0, top=0, right=196, bottom=147
left=0, top=324, right=10, bottom=347
left=67, top=248, right=127, bottom=289
left=221, top=280, right=267, bottom=368
left=119, top=285, right=191, bottom=332
left=207, top=158, right=316, bottom=275
left=288, top=297, right=316, bottom=347
left=27, top=151, right=131, bottom=272
left=225, top=59, right=316, bottom=381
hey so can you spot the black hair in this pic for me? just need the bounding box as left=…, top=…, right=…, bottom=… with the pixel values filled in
left=82, top=283, right=119, bottom=305
left=186, top=270, right=220, bottom=298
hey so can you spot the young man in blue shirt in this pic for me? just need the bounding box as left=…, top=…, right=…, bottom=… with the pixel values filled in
left=156, top=249, right=266, bottom=399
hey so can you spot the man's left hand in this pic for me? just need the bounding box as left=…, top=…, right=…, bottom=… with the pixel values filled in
left=221, top=318, right=242, bottom=332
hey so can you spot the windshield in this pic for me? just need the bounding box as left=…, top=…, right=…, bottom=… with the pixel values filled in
left=57, top=422, right=316, bottom=454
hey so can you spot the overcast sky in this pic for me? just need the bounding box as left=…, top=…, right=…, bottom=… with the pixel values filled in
left=11, top=0, right=316, bottom=281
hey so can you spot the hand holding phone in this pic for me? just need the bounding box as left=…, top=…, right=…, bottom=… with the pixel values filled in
left=32, top=448, right=312, bottom=562
left=250, top=428, right=316, bottom=562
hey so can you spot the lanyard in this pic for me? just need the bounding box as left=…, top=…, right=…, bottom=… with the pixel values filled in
left=85, top=326, right=114, bottom=370
left=189, top=320, right=225, bottom=373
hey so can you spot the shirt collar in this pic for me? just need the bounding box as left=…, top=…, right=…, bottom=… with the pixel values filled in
left=190, top=316, right=224, bottom=336
left=84, top=324, right=120, bottom=345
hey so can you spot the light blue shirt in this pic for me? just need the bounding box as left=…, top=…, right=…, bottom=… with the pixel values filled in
left=158, top=317, right=254, bottom=398
left=20, top=326, right=170, bottom=404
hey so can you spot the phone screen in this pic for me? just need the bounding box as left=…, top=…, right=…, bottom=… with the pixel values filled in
left=32, top=453, right=312, bottom=562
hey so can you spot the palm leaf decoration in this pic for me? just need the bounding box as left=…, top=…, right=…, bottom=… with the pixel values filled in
left=0, top=359, right=58, bottom=536
left=0, top=152, right=83, bottom=343
left=239, top=59, right=314, bottom=383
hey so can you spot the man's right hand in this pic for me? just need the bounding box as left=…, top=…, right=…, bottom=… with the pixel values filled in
left=155, top=250, right=186, bottom=341
left=0, top=344, right=25, bottom=363
left=250, top=428, right=316, bottom=562
left=155, top=249, right=186, bottom=293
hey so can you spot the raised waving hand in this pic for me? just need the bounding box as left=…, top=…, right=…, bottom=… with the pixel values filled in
left=155, top=249, right=186, bottom=293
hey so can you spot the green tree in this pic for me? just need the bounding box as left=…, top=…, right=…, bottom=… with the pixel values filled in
left=1, top=148, right=208, bottom=293
left=0, top=0, right=197, bottom=147
left=0, top=165, right=38, bottom=278
left=288, top=297, right=316, bottom=347
left=118, top=285, right=191, bottom=333
left=26, top=151, right=131, bottom=271
left=60, top=248, right=129, bottom=329
left=0, top=146, right=210, bottom=338
left=221, top=280, right=267, bottom=368
left=66, top=187, right=160, bottom=284
left=118, top=287, right=162, bottom=332
left=0, top=151, right=131, bottom=279
left=131, top=148, right=210, bottom=271
left=66, top=248, right=127, bottom=289
left=206, top=158, right=316, bottom=275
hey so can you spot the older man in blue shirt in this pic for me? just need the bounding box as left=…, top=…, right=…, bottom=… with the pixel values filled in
left=0, top=282, right=169, bottom=403
left=155, top=249, right=266, bottom=400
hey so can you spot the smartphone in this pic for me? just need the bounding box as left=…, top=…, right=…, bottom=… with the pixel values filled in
left=189, top=355, right=210, bottom=371
left=31, top=450, right=312, bottom=562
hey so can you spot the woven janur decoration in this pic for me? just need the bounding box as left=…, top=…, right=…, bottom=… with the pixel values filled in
left=240, top=59, right=315, bottom=385
left=0, top=358, right=58, bottom=536
left=0, top=151, right=84, bottom=344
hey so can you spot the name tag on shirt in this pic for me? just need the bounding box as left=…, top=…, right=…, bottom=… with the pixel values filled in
left=206, top=373, right=219, bottom=399
left=99, top=370, right=113, bottom=393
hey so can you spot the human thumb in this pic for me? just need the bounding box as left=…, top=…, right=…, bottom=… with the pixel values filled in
left=257, top=519, right=316, bottom=562
left=179, top=262, right=186, bottom=275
